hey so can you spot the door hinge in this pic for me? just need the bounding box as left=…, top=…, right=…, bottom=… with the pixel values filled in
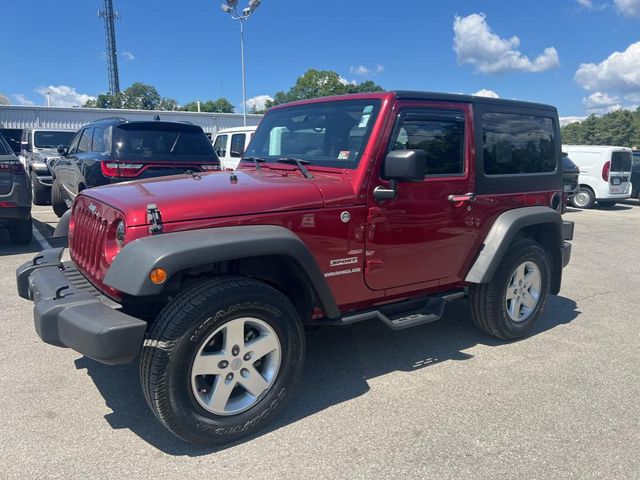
left=146, top=204, right=163, bottom=234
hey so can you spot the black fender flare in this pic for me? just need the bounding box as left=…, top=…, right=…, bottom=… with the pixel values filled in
left=53, top=209, right=72, bottom=238
left=103, top=225, right=341, bottom=319
left=465, top=206, right=563, bottom=284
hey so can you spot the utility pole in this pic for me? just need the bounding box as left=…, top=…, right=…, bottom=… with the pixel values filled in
left=99, top=0, right=121, bottom=95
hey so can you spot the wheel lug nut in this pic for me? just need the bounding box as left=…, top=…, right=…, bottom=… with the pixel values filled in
left=240, top=368, right=249, bottom=378
left=226, top=373, right=234, bottom=381
left=243, top=353, right=251, bottom=361
left=218, top=360, right=228, bottom=369
left=232, top=345, right=240, bottom=356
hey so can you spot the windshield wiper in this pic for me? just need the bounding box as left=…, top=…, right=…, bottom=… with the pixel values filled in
left=276, top=157, right=313, bottom=179
left=242, top=156, right=266, bottom=170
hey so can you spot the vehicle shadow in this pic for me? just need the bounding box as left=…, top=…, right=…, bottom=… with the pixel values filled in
left=0, top=219, right=65, bottom=257
left=595, top=204, right=632, bottom=211
left=74, top=295, right=579, bottom=456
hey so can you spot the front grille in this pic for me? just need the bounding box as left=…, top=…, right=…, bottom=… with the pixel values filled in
left=69, top=205, right=109, bottom=279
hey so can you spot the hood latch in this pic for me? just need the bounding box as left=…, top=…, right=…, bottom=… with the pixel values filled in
left=146, top=204, right=163, bottom=234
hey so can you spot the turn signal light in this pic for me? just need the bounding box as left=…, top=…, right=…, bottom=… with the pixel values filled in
left=149, top=268, right=168, bottom=285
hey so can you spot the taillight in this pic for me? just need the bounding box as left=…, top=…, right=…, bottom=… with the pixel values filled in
left=201, top=164, right=221, bottom=171
left=100, top=161, right=144, bottom=178
left=602, top=161, right=610, bottom=182
left=0, top=201, right=18, bottom=208
left=0, top=162, right=25, bottom=174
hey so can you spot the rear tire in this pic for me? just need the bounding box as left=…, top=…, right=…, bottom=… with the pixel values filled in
left=140, top=276, right=305, bottom=446
left=469, top=239, right=551, bottom=340
left=31, top=174, right=49, bottom=206
left=598, top=201, right=616, bottom=208
left=51, top=179, right=68, bottom=218
left=9, top=217, right=33, bottom=245
left=571, top=186, right=595, bottom=209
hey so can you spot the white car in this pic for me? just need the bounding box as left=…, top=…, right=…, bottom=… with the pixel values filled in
left=562, top=145, right=633, bottom=208
left=212, top=126, right=257, bottom=170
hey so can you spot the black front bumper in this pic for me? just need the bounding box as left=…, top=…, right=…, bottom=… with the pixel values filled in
left=16, top=248, right=147, bottom=365
left=562, top=220, right=574, bottom=268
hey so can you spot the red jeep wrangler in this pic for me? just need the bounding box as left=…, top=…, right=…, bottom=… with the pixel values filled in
left=17, top=91, right=574, bottom=445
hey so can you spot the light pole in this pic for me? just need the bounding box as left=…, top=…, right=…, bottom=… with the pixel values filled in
left=220, top=0, right=261, bottom=126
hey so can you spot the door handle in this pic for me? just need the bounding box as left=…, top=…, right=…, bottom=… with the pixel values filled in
left=448, top=193, right=476, bottom=203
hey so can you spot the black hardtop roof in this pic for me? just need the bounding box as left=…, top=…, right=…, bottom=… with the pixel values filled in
left=392, top=90, right=557, bottom=112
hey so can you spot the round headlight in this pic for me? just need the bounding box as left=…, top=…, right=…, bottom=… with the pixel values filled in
left=115, top=220, right=126, bottom=248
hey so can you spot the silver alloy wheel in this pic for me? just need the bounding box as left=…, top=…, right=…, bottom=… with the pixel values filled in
left=505, top=261, right=541, bottom=323
left=191, top=317, right=281, bottom=416
left=573, top=190, right=591, bottom=208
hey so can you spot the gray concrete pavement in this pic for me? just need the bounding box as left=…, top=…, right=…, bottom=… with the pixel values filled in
left=0, top=202, right=638, bottom=479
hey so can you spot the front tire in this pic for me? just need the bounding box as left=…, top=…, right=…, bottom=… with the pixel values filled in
left=51, top=179, right=68, bottom=218
left=469, top=239, right=551, bottom=340
left=31, top=174, right=49, bottom=205
left=140, top=276, right=305, bottom=446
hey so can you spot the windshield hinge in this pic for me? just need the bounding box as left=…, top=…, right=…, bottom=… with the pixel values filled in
left=146, top=204, right=163, bottom=234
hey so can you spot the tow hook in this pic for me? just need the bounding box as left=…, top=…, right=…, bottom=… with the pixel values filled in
left=146, top=204, right=163, bottom=234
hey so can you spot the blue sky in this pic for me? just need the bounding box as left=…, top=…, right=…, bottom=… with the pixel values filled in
left=2, top=0, right=640, bottom=122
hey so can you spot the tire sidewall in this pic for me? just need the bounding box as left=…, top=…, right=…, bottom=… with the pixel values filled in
left=571, top=187, right=594, bottom=208
left=494, top=242, right=551, bottom=339
left=161, top=288, right=304, bottom=444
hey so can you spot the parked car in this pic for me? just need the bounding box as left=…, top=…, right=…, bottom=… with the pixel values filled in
left=213, top=125, right=256, bottom=169
left=562, top=152, right=580, bottom=195
left=0, top=134, right=32, bottom=244
left=562, top=145, right=632, bottom=208
left=0, top=128, right=23, bottom=156
left=17, top=91, right=573, bottom=446
left=20, top=128, right=75, bottom=205
left=632, top=150, right=640, bottom=201
left=50, top=118, right=221, bottom=217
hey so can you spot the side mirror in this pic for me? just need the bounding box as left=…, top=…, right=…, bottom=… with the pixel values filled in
left=21, top=141, right=29, bottom=152
left=57, top=145, right=67, bottom=155
left=374, top=149, right=427, bottom=201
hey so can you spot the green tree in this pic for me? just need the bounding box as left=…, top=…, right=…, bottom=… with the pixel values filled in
left=120, top=82, right=161, bottom=110
left=560, top=110, right=640, bottom=148
left=182, top=98, right=235, bottom=113
left=158, top=97, right=179, bottom=111
left=0, top=93, right=10, bottom=106
left=263, top=69, right=384, bottom=110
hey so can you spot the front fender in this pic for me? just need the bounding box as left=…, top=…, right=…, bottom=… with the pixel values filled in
left=103, top=225, right=340, bottom=318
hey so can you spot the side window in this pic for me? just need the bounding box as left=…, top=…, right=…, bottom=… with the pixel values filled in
left=482, top=113, right=556, bottom=175
left=213, top=134, right=228, bottom=157
left=390, top=110, right=465, bottom=176
left=91, top=126, right=112, bottom=154
left=67, top=131, right=82, bottom=154
left=230, top=133, right=246, bottom=158
left=77, top=128, right=93, bottom=154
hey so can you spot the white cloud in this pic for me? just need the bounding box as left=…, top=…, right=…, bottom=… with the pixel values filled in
left=473, top=88, right=499, bottom=98
left=338, top=76, right=356, bottom=86
left=575, top=41, right=640, bottom=93
left=121, top=51, right=136, bottom=61
left=349, top=64, right=385, bottom=76
left=35, top=85, right=95, bottom=108
left=245, top=94, right=274, bottom=112
left=576, top=0, right=593, bottom=7
left=559, top=116, right=587, bottom=127
left=453, top=13, right=560, bottom=74
left=615, top=0, right=640, bottom=16
left=583, top=91, right=620, bottom=113
left=13, top=94, right=34, bottom=106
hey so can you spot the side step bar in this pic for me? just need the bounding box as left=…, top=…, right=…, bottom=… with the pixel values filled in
left=324, top=290, right=466, bottom=331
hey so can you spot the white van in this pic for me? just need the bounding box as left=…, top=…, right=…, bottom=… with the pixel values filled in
left=562, top=145, right=633, bottom=208
left=212, top=126, right=257, bottom=170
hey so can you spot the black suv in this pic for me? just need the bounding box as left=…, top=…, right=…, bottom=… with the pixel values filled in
left=50, top=118, right=221, bottom=217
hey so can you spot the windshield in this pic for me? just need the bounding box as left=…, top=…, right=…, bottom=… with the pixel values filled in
left=244, top=99, right=382, bottom=169
left=0, top=129, right=21, bottom=154
left=34, top=131, right=74, bottom=148
left=114, top=124, right=218, bottom=162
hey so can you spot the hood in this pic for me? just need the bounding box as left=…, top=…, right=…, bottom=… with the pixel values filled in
left=33, top=148, right=60, bottom=160
left=81, top=167, right=357, bottom=226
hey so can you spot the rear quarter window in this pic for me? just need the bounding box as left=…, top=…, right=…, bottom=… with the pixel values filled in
left=483, top=113, right=557, bottom=175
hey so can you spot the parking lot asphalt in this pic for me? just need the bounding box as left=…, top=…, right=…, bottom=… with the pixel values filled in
left=0, top=203, right=639, bottom=480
